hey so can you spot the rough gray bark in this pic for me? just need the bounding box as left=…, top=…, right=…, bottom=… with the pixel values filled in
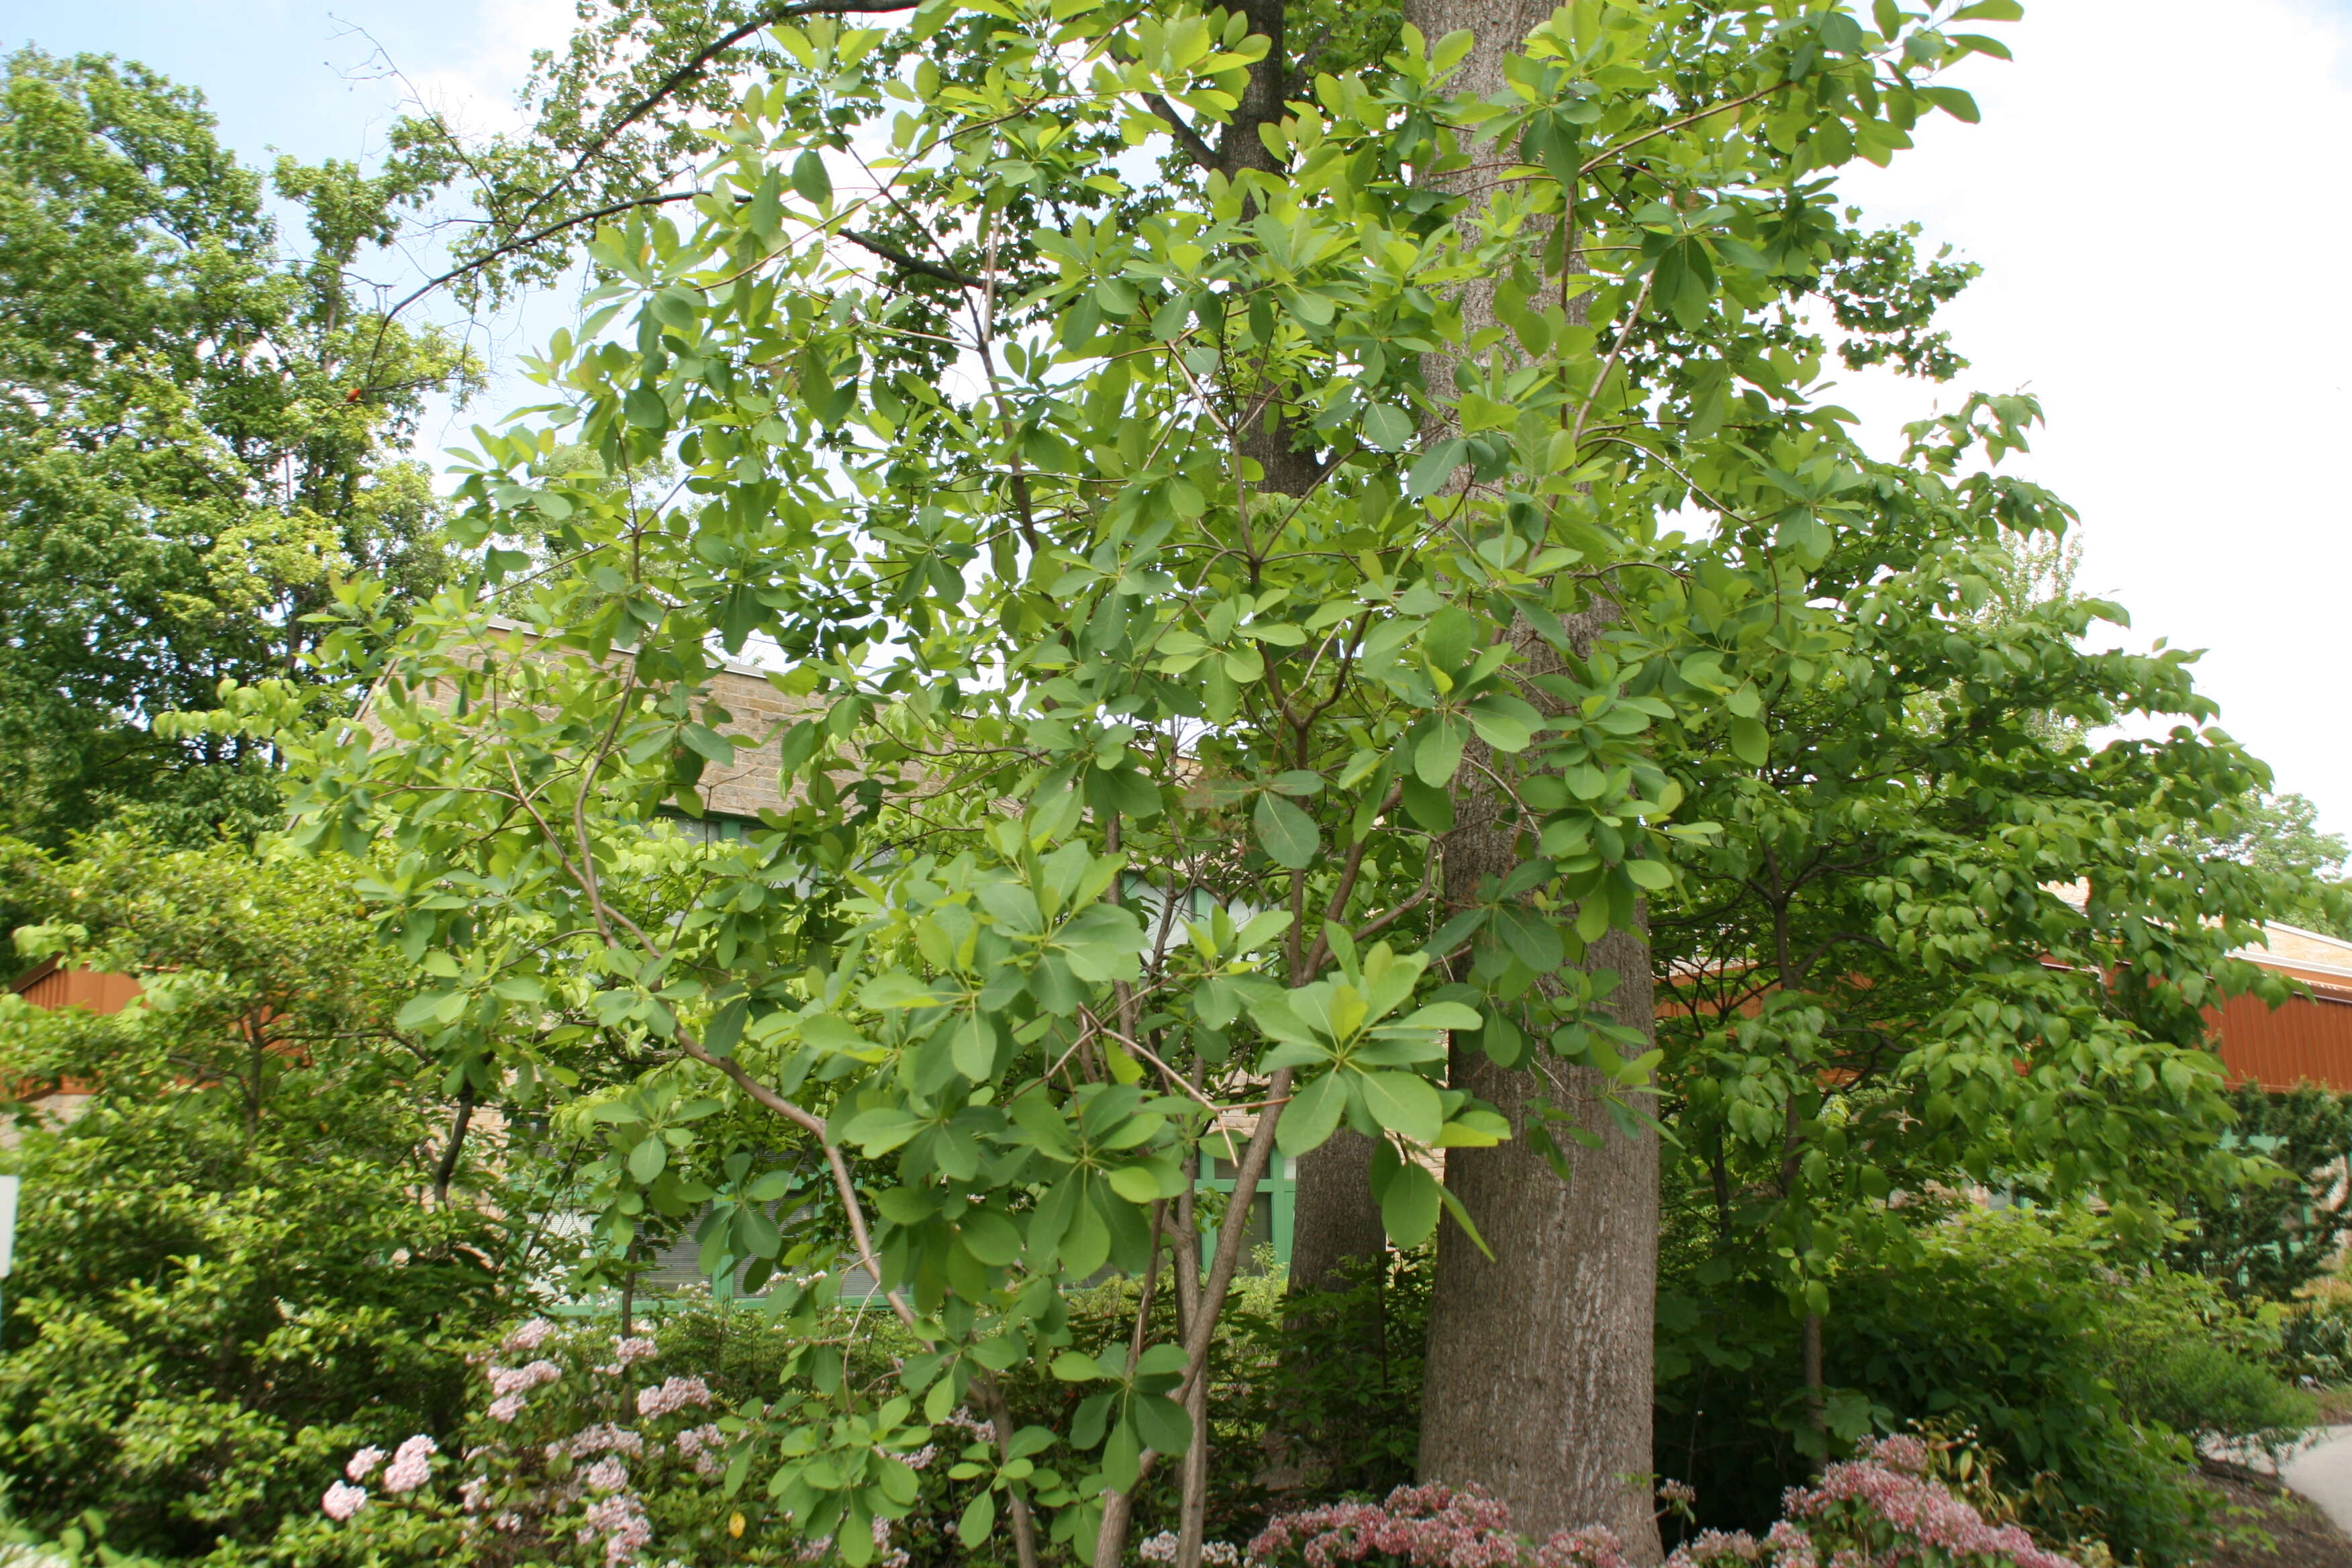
left=1288, top=1128, right=1388, bottom=1293
left=1405, top=0, right=1663, bottom=1553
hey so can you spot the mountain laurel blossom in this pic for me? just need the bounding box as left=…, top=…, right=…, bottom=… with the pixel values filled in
left=563, top=1424, right=647, bottom=1460
left=1250, top=1483, right=1563, bottom=1568
left=490, top=1359, right=565, bottom=1396
left=1663, top=1437, right=2077, bottom=1568
left=321, top=1482, right=367, bottom=1521
left=1143, top=1532, right=1240, bottom=1564
left=383, top=1434, right=437, bottom=1494
left=344, top=1447, right=384, bottom=1482
left=487, top=1393, right=528, bottom=1423
left=504, top=1318, right=556, bottom=1354
left=580, top=1492, right=653, bottom=1567
left=581, top=1456, right=632, bottom=1494
left=675, top=1423, right=731, bottom=1478
left=636, top=1375, right=714, bottom=1419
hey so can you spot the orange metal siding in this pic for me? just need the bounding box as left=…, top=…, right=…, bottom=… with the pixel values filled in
left=7, top=963, right=140, bottom=1015
left=2209, top=983, right=2352, bottom=1093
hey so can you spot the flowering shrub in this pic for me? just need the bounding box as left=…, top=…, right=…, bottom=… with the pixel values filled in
left=1247, top=1449, right=2077, bottom=1568
left=302, top=1314, right=788, bottom=1567
left=1247, top=1483, right=1630, bottom=1568
left=1667, top=1437, right=2079, bottom=1568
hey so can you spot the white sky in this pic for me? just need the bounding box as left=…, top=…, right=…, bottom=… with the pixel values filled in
left=7, top=0, right=2352, bottom=830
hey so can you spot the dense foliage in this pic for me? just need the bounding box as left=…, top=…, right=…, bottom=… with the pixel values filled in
left=6, top=1, right=2341, bottom=1566
left=2167, top=1083, right=2352, bottom=1302
left=1657, top=1210, right=2311, bottom=1567
left=0, top=836, right=511, bottom=1560
left=174, top=0, right=2326, bottom=1557
left=0, top=50, right=473, bottom=850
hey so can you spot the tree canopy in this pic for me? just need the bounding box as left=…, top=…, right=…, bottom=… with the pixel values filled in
left=0, top=49, right=475, bottom=849
left=165, top=0, right=2327, bottom=1562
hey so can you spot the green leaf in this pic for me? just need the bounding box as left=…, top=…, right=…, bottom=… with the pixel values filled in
left=623, top=384, right=668, bottom=429
left=1400, top=775, right=1455, bottom=833
left=680, top=723, right=737, bottom=765
left=792, top=149, right=833, bottom=204
left=959, top=1210, right=1023, bottom=1267
left=396, top=992, right=451, bottom=1030
left=958, top=1490, right=995, bottom=1549
left=1414, top=717, right=1467, bottom=787
left=1107, top=1163, right=1163, bottom=1203
left=1253, top=792, right=1320, bottom=870
left=1405, top=439, right=1467, bottom=498
left=1379, top=1160, right=1441, bottom=1246
left=1360, top=1071, right=1443, bottom=1143
left=861, top=971, right=942, bottom=1009
left=1275, top=1071, right=1344, bottom=1157
left=629, top=1137, right=668, bottom=1182
left=1052, top=1350, right=1106, bottom=1382
left=1729, top=716, right=1769, bottom=767
left=1363, top=403, right=1414, bottom=452
left=1395, top=1001, right=1483, bottom=1032
left=1467, top=695, right=1540, bottom=754
left=952, top=1014, right=998, bottom=1080
left=1624, top=858, right=1673, bottom=891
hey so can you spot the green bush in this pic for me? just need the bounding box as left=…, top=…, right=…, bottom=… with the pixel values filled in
left=0, top=835, right=513, bottom=1561
left=1659, top=1210, right=2310, bottom=1566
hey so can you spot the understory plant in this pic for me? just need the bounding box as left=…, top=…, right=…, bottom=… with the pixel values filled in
left=1667, top=1436, right=2077, bottom=1568
left=1657, top=1208, right=2310, bottom=1565
left=0, top=834, right=509, bottom=1561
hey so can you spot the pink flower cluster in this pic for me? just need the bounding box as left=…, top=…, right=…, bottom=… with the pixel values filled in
left=322, top=1481, right=366, bottom=1521
left=675, top=1423, right=730, bottom=1478
left=489, top=1359, right=565, bottom=1397
left=1788, top=1444, right=2077, bottom=1568
left=579, top=1491, right=652, bottom=1567
left=1250, top=1483, right=1547, bottom=1568
left=561, top=1424, right=646, bottom=1461
left=636, top=1375, right=714, bottom=1419
left=1532, top=1526, right=1628, bottom=1568
left=383, top=1434, right=437, bottom=1494
left=580, top=1455, right=631, bottom=1494
left=504, top=1317, right=556, bottom=1354
left=344, top=1447, right=384, bottom=1482
left=1664, top=1436, right=2078, bottom=1568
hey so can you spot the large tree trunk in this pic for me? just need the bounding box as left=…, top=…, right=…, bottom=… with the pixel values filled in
left=1418, top=897, right=1661, bottom=1553
left=1288, top=1129, right=1387, bottom=1293
left=1406, top=0, right=1662, bottom=1554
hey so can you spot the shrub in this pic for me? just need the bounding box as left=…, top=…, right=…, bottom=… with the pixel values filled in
left=1247, top=1482, right=1634, bottom=1568
left=1244, top=1440, right=2077, bottom=1568
left=1658, top=1210, right=2309, bottom=1565
left=2167, top=1084, right=2352, bottom=1302
left=0, top=834, right=513, bottom=1560
left=1669, top=1436, right=2079, bottom=1568
left=0, top=1104, right=505, bottom=1560
left=290, top=1313, right=804, bottom=1567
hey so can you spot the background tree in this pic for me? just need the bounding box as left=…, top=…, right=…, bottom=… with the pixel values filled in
left=0, top=832, right=511, bottom=1559
left=2198, top=791, right=2352, bottom=940
left=1646, top=391, right=2313, bottom=1448
left=0, top=50, right=477, bottom=851
left=2167, top=1081, right=2352, bottom=1303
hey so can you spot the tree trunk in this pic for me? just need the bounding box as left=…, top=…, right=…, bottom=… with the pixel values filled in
left=1418, top=912, right=1661, bottom=1553
left=1287, top=1128, right=1387, bottom=1293
left=1405, top=0, right=1662, bottom=1553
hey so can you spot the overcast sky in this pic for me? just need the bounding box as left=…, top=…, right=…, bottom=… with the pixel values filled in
left=8, top=0, right=2352, bottom=832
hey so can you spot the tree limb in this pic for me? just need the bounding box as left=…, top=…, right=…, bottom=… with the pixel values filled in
left=521, top=0, right=926, bottom=228
left=846, top=230, right=983, bottom=289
